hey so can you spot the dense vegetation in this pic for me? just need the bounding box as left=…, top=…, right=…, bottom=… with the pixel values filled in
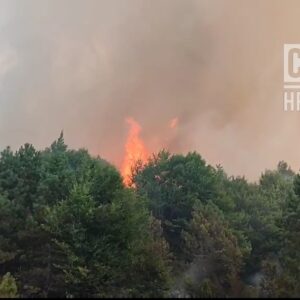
left=0, top=133, right=299, bottom=298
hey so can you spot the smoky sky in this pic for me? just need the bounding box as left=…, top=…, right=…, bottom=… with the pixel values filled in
left=0, top=0, right=300, bottom=180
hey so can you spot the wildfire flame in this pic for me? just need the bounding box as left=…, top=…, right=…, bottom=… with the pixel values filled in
left=121, top=117, right=149, bottom=186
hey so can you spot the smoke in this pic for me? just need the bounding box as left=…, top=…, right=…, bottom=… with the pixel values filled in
left=0, top=0, right=300, bottom=180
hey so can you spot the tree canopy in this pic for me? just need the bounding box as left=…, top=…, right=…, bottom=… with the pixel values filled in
left=0, top=137, right=299, bottom=297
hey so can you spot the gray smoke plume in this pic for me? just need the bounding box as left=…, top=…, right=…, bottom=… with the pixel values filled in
left=0, top=0, right=299, bottom=179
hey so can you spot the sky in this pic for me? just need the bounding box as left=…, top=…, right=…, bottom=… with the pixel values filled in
left=0, top=0, right=300, bottom=180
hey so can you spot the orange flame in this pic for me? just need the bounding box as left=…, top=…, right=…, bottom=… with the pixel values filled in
left=121, top=117, right=149, bottom=186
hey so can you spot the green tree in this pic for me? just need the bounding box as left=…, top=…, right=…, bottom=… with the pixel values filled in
left=0, top=144, right=41, bottom=211
left=38, top=132, right=74, bottom=206
left=134, top=151, right=217, bottom=254
left=182, top=203, right=244, bottom=297
left=44, top=184, right=170, bottom=297
left=0, top=273, right=18, bottom=298
left=271, top=173, right=300, bottom=297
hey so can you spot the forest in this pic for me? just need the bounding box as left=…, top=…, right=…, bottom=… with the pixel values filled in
left=0, top=132, right=299, bottom=298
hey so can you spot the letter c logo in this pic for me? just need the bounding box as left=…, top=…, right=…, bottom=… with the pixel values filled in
left=288, top=48, right=300, bottom=78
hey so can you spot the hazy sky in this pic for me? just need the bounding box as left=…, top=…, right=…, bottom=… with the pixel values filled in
left=0, top=0, right=300, bottom=180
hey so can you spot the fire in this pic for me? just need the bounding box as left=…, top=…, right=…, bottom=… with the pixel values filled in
left=121, top=117, right=149, bottom=186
